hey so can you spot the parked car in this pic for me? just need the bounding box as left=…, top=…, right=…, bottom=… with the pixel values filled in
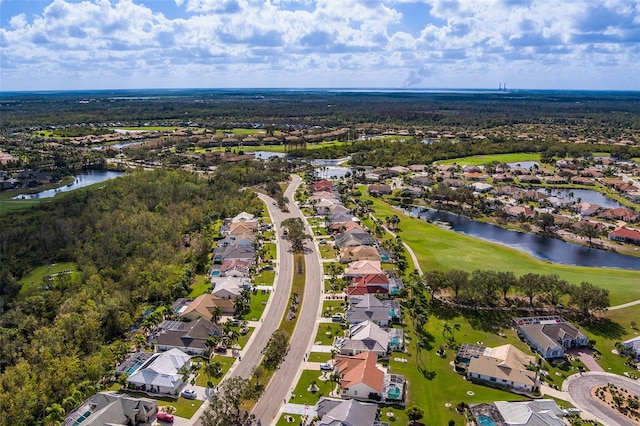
left=181, top=389, right=197, bottom=399
left=331, top=314, right=343, bottom=322
left=320, top=362, right=334, bottom=371
left=157, top=412, right=174, bottom=423
left=215, top=345, right=227, bottom=353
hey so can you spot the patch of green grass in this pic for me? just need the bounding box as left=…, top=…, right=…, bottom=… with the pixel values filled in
left=246, top=291, right=270, bottom=321
left=319, top=245, right=337, bottom=259
left=263, top=242, right=277, bottom=260
left=261, top=215, right=272, bottom=224
left=314, top=323, right=345, bottom=346
left=290, top=370, right=336, bottom=405
left=0, top=198, right=42, bottom=214
left=322, top=300, right=344, bottom=313
left=307, top=217, right=324, bottom=227
left=437, top=153, right=541, bottom=166
left=276, top=414, right=302, bottom=426
left=361, top=193, right=640, bottom=305
left=280, top=254, right=306, bottom=337
left=236, top=327, right=254, bottom=349
left=195, top=355, right=236, bottom=387
left=188, top=275, right=211, bottom=298
left=313, top=227, right=329, bottom=236
left=308, top=352, right=332, bottom=363
left=19, top=262, right=79, bottom=293
left=323, top=262, right=344, bottom=275
left=123, top=391, right=204, bottom=419
left=253, top=270, right=275, bottom=286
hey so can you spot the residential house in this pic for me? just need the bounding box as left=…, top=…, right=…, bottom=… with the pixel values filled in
left=316, top=198, right=342, bottom=215
left=218, top=259, right=251, bottom=277
left=464, top=172, right=487, bottom=181
left=328, top=204, right=351, bottom=215
left=571, top=176, right=595, bottom=186
left=504, top=205, right=535, bottom=219
left=63, top=392, right=157, bottom=426
left=211, top=276, right=252, bottom=299
left=518, top=175, right=541, bottom=184
left=329, top=221, right=364, bottom=234
left=230, top=211, right=256, bottom=224
left=411, top=175, right=435, bottom=187
left=470, top=182, right=493, bottom=193
left=338, top=320, right=390, bottom=358
left=609, top=226, right=640, bottom=245
left=344, top=260, right=383, bottom=278
left=315, top=398, right=388, bottom=426
left=212, top=242, right=255, bottom=265
left=544, top=176, right=568, bottom=185
left=340, top=246, right=381, bottom=263
left=333, top=352, right=406, bottom=404
left=368, top=184, right=392, bottom=195
left=600, top=207, right=639, bottom=222
left=310, top=191, right=339, bottom=202
left=621, top=336, right=640, bottom=362
left=492, top=174, right=514, bottom=183
left=466, top=344, right=538, bottom=392
left=329, top=212, right=359, bottom=224
left=515, top=316, right=588, bottom=359
left=346, top=294, right=400, bottom=327
left=179, top=294, right=236, bottom=320
left=229, top=221, right=258, bottom=235
left=575, top=202, right=601, bottom=217
left=335, top=229, right=375, bottom=247
left=127, top=348, right=191, bottom=394
left=346, top=274, right=389, bottom=300
left=470, top=400, right=565, bottom=426
left=150, top=318, right=222, bottom=356
left=313, top=180, right=333, bottom=192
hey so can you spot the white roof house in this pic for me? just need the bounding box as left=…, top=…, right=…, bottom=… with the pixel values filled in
left=127, top=348, right=191, bottom=395
left=339, top=320, right=390, bottom=357
left=494, top=399, right=565, bottom=425
left=622, top=336, right=640, bottom=361
left=211, top=276, right=252, bottom=299
left=231, top=212, right=256, bottom=223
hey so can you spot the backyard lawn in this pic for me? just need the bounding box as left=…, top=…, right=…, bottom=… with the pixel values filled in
left=188, top=274, right=211, bottom=297
left=361, top=193, right=640, bottom=305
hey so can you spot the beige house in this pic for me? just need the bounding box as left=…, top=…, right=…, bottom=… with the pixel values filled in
left=467, top=344, right=538, bottom=393
left=179, top=294, right=235, bottom=320
left=339, top=245, right=381, bottom=263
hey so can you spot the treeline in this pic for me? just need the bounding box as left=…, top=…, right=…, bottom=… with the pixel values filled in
left=289, top=136, right=640, bottom=166
left=2, top=90, right=639, bottom=133
left=0, top=164, right=285, bottom=425
left=417, top=269, right=609, bottom=313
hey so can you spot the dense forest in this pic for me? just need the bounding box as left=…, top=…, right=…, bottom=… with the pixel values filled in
left=2, top=90, right=639, bottom=136
left=0, top=161, right=288, bottom=426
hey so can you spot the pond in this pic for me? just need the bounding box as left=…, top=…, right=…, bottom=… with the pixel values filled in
left=311, top=156, right=351, bottom=166
left=91, top=141, right=144, bottom=150
left=507, top=161, right=539, bottom=169
left=253, top=151, right=286, bottom=160
left=409, top=207, right=640, bottom=270
left=537, top=188, right=625, bottom=209
left=12, top=170, right=125, bottom=199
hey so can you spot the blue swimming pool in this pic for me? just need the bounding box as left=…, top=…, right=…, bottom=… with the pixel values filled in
left=477, top=414, right=497, bottom=426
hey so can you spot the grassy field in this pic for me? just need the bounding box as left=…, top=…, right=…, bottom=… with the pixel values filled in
left=319, top=244, right=337, bottom=259
left=290, top=369, right=335, bottom=405
left=188, top=274, right=211, bottom=298
left=124, top=391, right=204, bottom=418
left=19, top=262, right=80, bottom=293
left=263, top=243, right=277, bottom=261
left=245, top=291, right=270, bottom=321
left=361, top=194, right=640, bottom=306
left=253, top=270, right=275, bottom=286
left=437, top=153, right=541, bottom=166
left=194, top=355, right=237, bottom=387
left=314, top=323, right=344, bottom=346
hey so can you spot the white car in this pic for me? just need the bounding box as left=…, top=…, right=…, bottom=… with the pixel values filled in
left=320, top=362, right=334, bottom=371
left=181, top=389, right=197, bottom=399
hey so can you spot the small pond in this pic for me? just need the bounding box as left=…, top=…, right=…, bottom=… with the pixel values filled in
left=12, top=170, right=125, bottom=199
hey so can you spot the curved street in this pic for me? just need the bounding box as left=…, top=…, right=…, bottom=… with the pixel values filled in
left=564, top=372, right=640, bottom=426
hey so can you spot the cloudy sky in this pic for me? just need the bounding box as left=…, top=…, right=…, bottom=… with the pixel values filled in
left=1, top=0, right=639, bottom=91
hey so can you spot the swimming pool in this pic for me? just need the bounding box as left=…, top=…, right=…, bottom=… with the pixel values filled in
left=386, top=385, right=401, bottom=400
left=477, top=414, right=497, bottom=426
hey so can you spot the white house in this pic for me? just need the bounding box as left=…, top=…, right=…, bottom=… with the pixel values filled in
left=339, top=321, right=389, bottom=358
left=622, top=336, right=640, bottom=362
left=211, top=276, right=252, bottom=299
left=466, top=344, right=538, bottom=393
left=126, top=348, right=191, bottom=395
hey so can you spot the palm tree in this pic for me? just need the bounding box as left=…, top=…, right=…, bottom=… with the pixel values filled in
left=205, top=360, right=222, bottom=385
left=211, top=306, right=223, bottom=325
left=44, top=403, right=65, bottom=426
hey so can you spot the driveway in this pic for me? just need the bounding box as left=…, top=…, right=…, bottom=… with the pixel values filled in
left=566, top=347, right=604, bottom=372
left=565, top=372, right=640, bottom=426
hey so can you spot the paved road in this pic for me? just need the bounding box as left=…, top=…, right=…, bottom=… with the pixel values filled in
left=565, top=372, right=640, bottom=426
left=251, top=174, right=324, bottom=424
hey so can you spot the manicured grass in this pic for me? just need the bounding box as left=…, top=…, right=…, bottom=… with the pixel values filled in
left=276, top=414, right=302, bottom=425
left=263, top=243, right=277, bottom=260
left=308, top=352, right=331, bottom=363
left=437, top=153, right=541, bottom=166
left=0, top=198, right=41, bottom=214
left=253, top=270, right=275, bottom=286
left=261, top=215, right=272, bottom=224
left=195, top=355, right=236, bottom=387
left=307, top=217, right=325, bottom=227
left=236, top=327, right=254, bottom=349
left=362, top=194, right=640, bottom=305
left=19, top=262, right=79, bottom=293
left=281, top=254, right=306, bottom=337
left=124, top=391, right=204, bottom=418
left=313, top=227, right=329, bottom=236
left=321, top=300, right=344, bottom=314
left=290, top=369, right=336, bottom=405
left=323, top=262, right=344, bottom=275
left=319, top=245, right=337, bottom=259
left=246, top=291, right=270, bottom=321
left=314, top=323, right=345, bottom=346
left=188, top=274, right=211, bottom=298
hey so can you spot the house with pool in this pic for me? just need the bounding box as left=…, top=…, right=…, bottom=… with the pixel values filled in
left=515, top=316, right=587, bottom=359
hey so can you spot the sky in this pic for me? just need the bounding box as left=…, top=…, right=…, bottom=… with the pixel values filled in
left=0, top=0, right=639, bottom=92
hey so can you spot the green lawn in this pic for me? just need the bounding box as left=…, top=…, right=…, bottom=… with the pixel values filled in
left=437, top=153, right=541, bottom=166
left=195, top=355, right=236, bottom=387
left=314, top=323, right=345, bottom=345
left=188, top=274, right=211, bottom=298
left=307, top=217, right=325, bottom=227
left=263, top=243, right=277, bottom=260
left=290, top=370, right=336, bottom=405
left=124, top=391, right=204, bottom=418
left=321, top=300, right=344, bottom=315
left=319, top=245, right=337, bottom=259
left=245, top=291, right=270, bottom=321
left=308, top=352, right=331, bottom=363
left=253, top=270, right=275, bottom=286
left=19, top=262, right=80, bottom=293
left=276, top=414, right=302, bottom=425
left=361, top=193, right=640, bottom=305
left=323, top=262, right=344, bottom=275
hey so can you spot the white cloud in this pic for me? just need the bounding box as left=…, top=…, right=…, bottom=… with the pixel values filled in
left=0, top=0, right=638, bottom=90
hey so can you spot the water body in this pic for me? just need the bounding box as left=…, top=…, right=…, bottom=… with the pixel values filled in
left=409, top=207, right=640, bottom=270
left=507, top=161, right=539, bottom=169
left=92, top=141, right=144, bottom=150
left=253, top=151, right=286, bottom=160
left=538, top=188, right=625, bottom=209
left=13, top=170, right=125, bottom=199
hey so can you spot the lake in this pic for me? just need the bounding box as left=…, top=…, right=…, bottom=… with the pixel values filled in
left=253, top=151, right=286, bottom=160
left=12, top=170, right=125, bottom=199
left=538, top=188, right=625, bottom=209
left=409, top=206, right=640, bottom=270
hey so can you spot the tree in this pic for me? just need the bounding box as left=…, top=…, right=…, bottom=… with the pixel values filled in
left=542, top=274, right=568, bottom=306
left=251, top=365, right=265, bottom=387
left=211, top=306, right=223, bottom=325
left=537, top=212, right=555, bottom=234
left=496, top=271, right=516, bottom=302
left=422, top=270, right=445, bottom=302
left=406, top=405, right=424, bottom=425
left=44, top=403, right=65, bottom=426
left=569, top=282, right=609, bottom=314
left=201, top=376, right=254, bottom=426
left=577, top=221, right=600, bottom=247
left=281, top=218, right=311, bottom=252
left=205, top=360, right=223, bottom=383
left=262, top=329, right=289, bottom=370
left=518, top=273, right=541, bottom=306
left=445, top=270, right=468, bottom=300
